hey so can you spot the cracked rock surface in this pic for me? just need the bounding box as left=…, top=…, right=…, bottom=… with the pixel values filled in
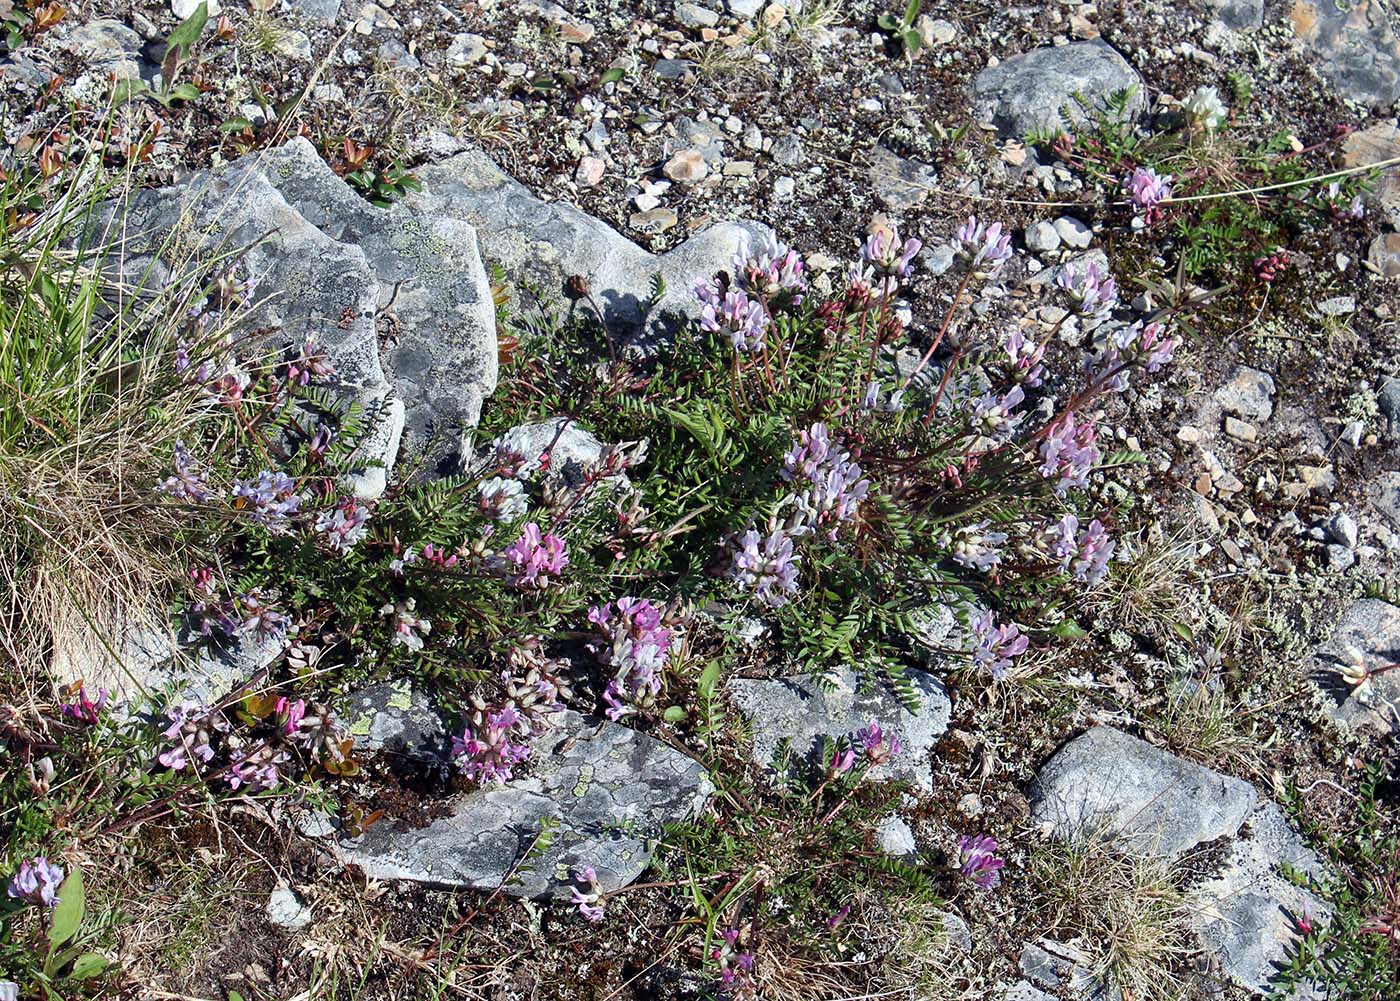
left=969, top=40, right=1144, bottom=139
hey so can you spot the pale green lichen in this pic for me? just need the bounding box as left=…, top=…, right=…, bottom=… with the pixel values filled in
left=572, top=762, right=595, bottom=798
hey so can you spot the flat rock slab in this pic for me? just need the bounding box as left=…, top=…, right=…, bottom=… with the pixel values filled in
left=970, top=40, right=1145, bottom=139
left=1029, top=726, right=1257, bottom=857
left=408, top=146, right=771, bottom=344
left=728, top=665, right=951, bottom=790
left=342, top=680, right=453, bottom=768
left=328, top=711, right=711, bottom=899
left=1291, top=0, right=1400, bottom=107
left=1191, top=803, right=1330, bottom=996
left=1310, top=598, right=1400, bottom=733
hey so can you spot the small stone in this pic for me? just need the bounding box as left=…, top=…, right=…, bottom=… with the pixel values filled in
left=970, top=39, right=1144, bottom=138
left=446, top=32, right=487, bottom=66
left=1177, top=425, right=1205, bottom=443
left=272, top=29, right=314, bottom=62
left=630, top=207, right=679, bottom=234
left=676, top=1, right=720, bottom=28
left=917, top=15, right=958, bottom=46
left=722, top=160, right=755, bottom=176
left=875, top=815, right=917, bottom=860
left=1223, top=416, right=1257, bottom=442
left=770, top=133, right=803, bottom=167
left=663, top=148, right=709, bottom=183
left=773, top=176, right=795, bottom=199
left=762, top=2, right=787, bottom=28
left=632, top=191, right=661, bottom=212
left=1367, top=233, right=1400, bottom=278
left=1317, top=295, right=1356, bottom=317
left=1052, top=216, right=1092, bottom=249
left=173, top=0, right=219, bottom=16
left=1324, top=512, right=1359, bottom=549
left=1024, top=220, right=1061, bottom=253
left=743, top=125, right=763, bottom=151
left=1326, top=544, right=1356, bottom=570
left=654, top=58, right=695, bottom=80
left=575, top=156, right=606, bottom=187
left=868, top=145, right=938, bottom=212
left=265, top=885, right=313, bottom=931
left=1213, top=366, right=1276, bottom=421
left=921, top=243, right=955, bottom=276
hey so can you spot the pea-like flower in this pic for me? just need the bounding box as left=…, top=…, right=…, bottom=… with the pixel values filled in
left=7, top=857, right=64, bottom=908
left=158, top=442, right=220, bottom=502
left=1038, top=413, right=1101, bottom=494
left=501, top=522, right=569, bottom=588
left=969, top=384, right=1026, bottom=441
left=478, top=476, right=528, bottom=521
left=947, top=521, right=1009, bottom=574
left=1055, top=261, right=1119, bottom=320
left=972, top=610, right=1029, bottom=681
left=286, top=337, right=336, bottom=386
left=1002, top=328, right=1046, bottom=386
left=570, top=866, right=606, bottom=922
left=587, top=597, right=674, bottom=721
left=453, top=706, right=531, bottom=784
left=861, top=225, right=922, bottom=280
left=380, top=597, right=432, bottom=652
left=727, top=527, right=801, bottom=607
left=783, top=422, right=871, bottom=538
left=1124, top=167, right=1172, bottom=222
left=316, top=498, right=372, bottom=553
left=958, top=833, right=1005, bottom=890
left=60, top=685, right=109, bottom=725
left=1092, top=321, right=1179, bottom=391
left=951, top=215, right=1014, bottom=279
left=698, top=286, right=769, bottom=352
left=232, top=470, right=302, bottom=529
left=1182, top=85, right=1227, bottom=130
left=734, top=233, right=807, bottom=304
left=1049, top=514, right=1114, bottom=585
left=856, top=719, right=902, bottom=765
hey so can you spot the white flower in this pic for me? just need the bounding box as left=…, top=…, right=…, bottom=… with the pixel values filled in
left=479, top=476, right=528, bottom=520
left=1182, top=86, right=1227, bottom=130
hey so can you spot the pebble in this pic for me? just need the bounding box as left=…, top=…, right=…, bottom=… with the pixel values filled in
left=771, top=134, right=803, bottom=167
left=917, top=15, right=958, bottom=46
left=1025, top=220, right=1061, bottom=253
left=676, top=1, right=720, bottom=28
left=446, top=32, right=488, bottom=66
left=773, top=176, right=795, bottom=199
left=273, top=29, right=314, bottom=62
left=1327, top=544, right=1356, bottom=571
left=1223, top=416, right=1257, bottom=442
left=722, top=160, right=755, bottom=176
left=663, top=149, right=709, bottom=183
left=575, top=156, right=605, bottom=187
left=1053, top=216, right=1092, bottom=249
left=265, top=885, right=312, bottom=931
left=743, top=125, right=764, bottom=151
left=1214, top=366, right=1276, bottom=421
left=654, top=58, right=694, bottom=80
left=632, top=191, right=661, bottom=212
left=1324, top=512, right=1359, bottom=549
left=630, top=207, right=678, bottom=234
left=1317, top=295, right=1356, bottom=316
left=172, top=0, right=219, bottom=16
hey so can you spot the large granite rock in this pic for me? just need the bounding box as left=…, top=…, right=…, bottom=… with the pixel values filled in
left=407, top=145, right=772, bottom=344
left=970, top=40, right=1145, bottom=139
left=1190, top=803, right=1330, bottom=996
left=1291, top=0, right=1400, bottom=106
left=327, top=711, right=711, bottom=898
left=728, top=665, right=951, bottom=790
left=1029, top=726, right=1257, bottom=857
left=1310, top=598, right=1400, bottom=733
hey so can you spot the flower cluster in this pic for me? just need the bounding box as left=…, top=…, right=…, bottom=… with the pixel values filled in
left=588, top=597, right=675, bottom=721
left=1049, top=515, right=1114, bottom=586
left=478, top=475, right=528, bottom=520
left=856, top=719, right=902, bottom=765
left=696, top=281, right=769, bottom=352
left=315, top=497, right=371, bottom=553
left=453, top=706, right=531, bottom=784
left=1182, top=85, right=1227, bottom=130
left=713, top=927, right=756, bottom=995
left=7, top=857, right=63, bottom=908
left=380, top=597, right=432, bottom=652
left=1038, top=413, right=1101, bottom=494
left=571, top=866, right=606, bottom=922
left=158, top=442, right=219, bottom=502
left=947, top=521, right=1009, bottom=574
left=1325, top=181, right=1365, bottom=221
left=286, top=337, right=336, bottom=386
left=1001, top=328, right=1046, bottom=386
left=501, top=522, right=568, bottom=588
left=735, top=233, right=807, bottom=304
left=1125, top=166, right=1172, bottom=222
left=782, top=422, right=871, bottom=538
left=951, top=215, right=1013, bottom=279
left=1091, top=321, right=1179, bottom=391
left=726, top=526, right=801, bottom=607
left=861, top=226, right=922, bottom=280
left=60, top=685, right=109, bottom=725
left=972, top=610, right=1029, bottom=680
left=969, top=385, right=1026, bottom=441
left=1055, top=261, right=1119, bottom=320
left=231, top=470, right=302, bottom=529
left=958, top=834, right=1005, bottom=890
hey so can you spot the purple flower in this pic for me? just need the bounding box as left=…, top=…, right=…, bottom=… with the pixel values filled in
left=570, top=866, right=606, bottom=921
left=1038, top=413, right=1100, bottom=494
left=970, top=384, right=1026, bottom=441
left=734, top=233, right=807, bottom=303
left=698, top=286, right=769, bottom=352
left=829, top=745, right=855, bottom=777
left=380, top=598, right=431, bottom=652
left=727, top=527, right=800, bottom=607
left=947, top=521, right=1009, bottom=574
left=783, top=422, right=870, bottom=538
left=1049, top=515, right=1114, bottom=585
left=231, top=470, right=301, bottom=528
left=861, top=225, right=922, bottom=280
left=587, top=597, right=674, bottom=720
left=1002, top=328, right=1045, bottom=386
left=7, top=857, right=64, bottom=908
left=1124, top=167, right=1172, bottom=221
left=1055, top=261, right=1118, bottom=320
left=501, top=522, right=569, bottom=588
left=972, top=610, right=1029, bottom=681
left=157, top=442, right=219, bottom=502
left=225, top=750, right=281, bottom=792
left=315, top=498, right=372, bottom=553
left=239, top=591, right=288, bottom=639
left=287, top=338, right=336, bottom=386
left=713, top=927, right=757, bottom=993
left=856, top=719, right=902, bottom=765
left=951, top=215, right=1013, bottom=279
left=453, top=706, right=531, bottom=784
left=60, top=686, right=109, bottom=725
left=1091, top=321, right=1179, bottom=392
left=276, top=696, right=307, bottom=738
left=958, top=833, right=1005, bottom=890
left=306, top=423, right=337, bottom=462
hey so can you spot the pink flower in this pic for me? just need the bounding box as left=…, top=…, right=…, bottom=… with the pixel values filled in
left=501, top=522, right=568, bottom=588
left=570, top=866, right=605, bottom=921
left=972, top=610, right=1029, bottom=681
left=857, top=719, right=902, bottom=765
left=958, top=833, right=1005, bottom=890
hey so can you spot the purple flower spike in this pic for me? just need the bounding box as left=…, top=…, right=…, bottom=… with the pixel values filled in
left=958, top=833, right=1005, bottom=890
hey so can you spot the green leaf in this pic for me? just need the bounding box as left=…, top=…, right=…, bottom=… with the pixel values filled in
left=903, top=29, right=922, bottom=53
left=903, top=0, right=921, bottom=26
left=167, top=1, right=209, bottom=58
left=169, top=82, right=202, bottom=102
left=1051, top=618, right=1088, bottom=640
left=1171, top=621, right=1194, bottom=642
left=218, top=117, right=254, bottom=133
left=47, top=868, right=84, bottom=954
left=697, top=659, right=722, bottom=700
left=111, top=78, right=148, bottom=104
left=70, top=952, right=109, bottom=979
left=229, top=992, right=246, bottom=1001
left=663, top=705, right=687, bottom=722
left=877, top=13, right=898, bottom=30
left=599, top=66, right=625, bottom=85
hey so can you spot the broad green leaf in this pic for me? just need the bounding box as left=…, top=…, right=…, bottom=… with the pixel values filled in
left=1171, top=621, right=1194, bottom=642
left=903, top=0, right=921, bottom=26
left=599, top=66, right=625, bottom=85
left=70, top=952, right=109, bottom=979
left=903, top=29, right=922, bottom=53
left=219, top=117, right=255, bottom=133
left=1051, top=618, right=1088, bottom=640
left=169, top=82, right=202, bottom=102
left=697, top=659, right=722, bottom=700
left=167, top=1, right=209, bottom=58
left=663, top=705, right=687, bottom=723
left=47, top=868, right=84, bottom=954
left=877, top=13, right=899, bottom=30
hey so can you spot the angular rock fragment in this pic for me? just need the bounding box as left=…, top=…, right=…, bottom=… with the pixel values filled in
left=970, top=40, right=1144, bottom=138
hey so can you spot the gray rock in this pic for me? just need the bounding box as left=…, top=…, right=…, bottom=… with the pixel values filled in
left=1368, top=471, right=1400, bottom=528
left=1053, top=216, right=1092, bottom=250
left=408, top=146, right=770, bottom=345
left=1323, top=512, right=1359, bottom=549
left=1326, top=543, right=1356, bottom=571
left=341, top=680, right=452, bottom=766
left=1191, top=804, right=1330, bottom=995
left=446, top=32, right=488, bottom=66
left=66, top=20, right=146, bottom=79
left=265, top=884, right=313, bottom=930
left=328, top=712, right=711, bottom=898
left=771, top=133, right=804, bottom=167
left=173, top=0, right=219, bottom=16
left=1020, top=939, right=1118, bottom=1000
left=1207, top=0, right=1264, bottom=30
left=490, top=417, right=604, bottom=487
left=868, top=145, right=938, bottom=212
left=1213, top=365, right=1276, bottom=421
left=1291, top=0, right=1400, bottom=107
left=938, top=910, right=973, bottom=952
left=1379, top=377, right=1400, bottom=436
left=1311, top=598, right=1400, bottom=733
left=921, top=243, right=956, bottom=276
left=970, top=40, right=1144, bottom=139
left=1029, top=726, right=1257, bottom=857
left=1024, top=221, right=1061, bottom=253
left=726, top=0, right=764, bottom=19
left=676, top=2, right=720, bottom=28
left=283, top=0, right=341, bottom=22
left=728, top=665, right=951, bottom=791
left=1000, top=982, right=1056, bottom=1001
left=875, top=814, right=917, bottom=860
left=654, top=58, right=695, bottom=80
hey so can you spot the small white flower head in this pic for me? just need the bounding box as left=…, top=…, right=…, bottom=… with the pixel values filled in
left=1182, top=85, right=1228, bottom=131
